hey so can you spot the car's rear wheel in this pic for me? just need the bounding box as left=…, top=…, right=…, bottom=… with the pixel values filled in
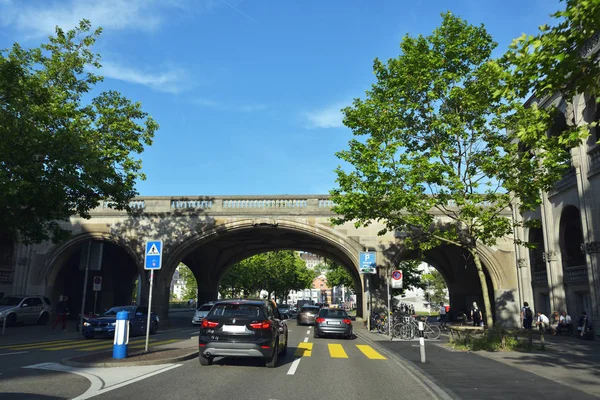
left=199, top=353, right=213, bottom=366
left=6, top=313, right=16, bottom=327
left=265, top=343, right=278, bottom=368
left=37, top=313, right=49, bottom=325
left=150, top=321, right=158, bottom=335
left=313, top=329, right=319, bottom=339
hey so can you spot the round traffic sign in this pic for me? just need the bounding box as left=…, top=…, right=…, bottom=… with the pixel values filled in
left=392, top=270, right=402, bottom=280
left=93, top=276, right=102, bottom=284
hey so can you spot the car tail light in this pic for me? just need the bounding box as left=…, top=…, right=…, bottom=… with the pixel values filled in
left=249, top=320, right=271, bottom=329
left=201, top=320, right=219, bottom=328
left=315, top=317, right=325, bottom=323
left=343, top=319, right=352, bottom=324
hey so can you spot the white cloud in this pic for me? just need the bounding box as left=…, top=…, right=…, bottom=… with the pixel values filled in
left=0, top=0, right=198, bottom=38
left=304, top=103, right=346, bottom=129
left=100, top=61, right=190, bottom=94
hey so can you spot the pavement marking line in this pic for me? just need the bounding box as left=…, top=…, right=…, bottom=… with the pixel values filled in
left=0, top=351, right=28, bottom=356
left=1, top=339, right=85, bottom=350
left=328, top=344, right=349, bottom=359
left=23, top=362, right=181, bottom=400
left=293, top=342, right=312, bottom=357
left=306, top=330, right=310, bottom=335
left=72, top=338, right=156, bottom=352
left=356, top=344, right=387, bottom=360
left=303, top=337, right=308, bottom=343
left=286, top=357, right=302, bottom=375
left=128, top=339, right=181, bottom=349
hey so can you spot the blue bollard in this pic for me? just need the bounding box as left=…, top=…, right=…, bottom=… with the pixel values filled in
left=113, top=311, right=130, bottom=359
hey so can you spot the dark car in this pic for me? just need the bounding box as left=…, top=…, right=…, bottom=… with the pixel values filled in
left=296, top=305, right=320, bottom=325
left=278, top=304, right=291, bottom=319
left=82, top=305, right=159, bottom=339
left=198, top=299, right=288, bottom=368
left=314, top=308, right=353, bottom=339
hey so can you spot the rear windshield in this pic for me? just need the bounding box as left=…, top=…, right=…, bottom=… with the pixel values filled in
left=210, top=304, right=264, bottom=318
left=301, top=306, right=319, bottom=312
left=198, top=305, right=213, bottom=311
left=319, top=309, right=348, bottom=318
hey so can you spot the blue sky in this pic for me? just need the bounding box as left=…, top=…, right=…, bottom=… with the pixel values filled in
left=0, top=0, right=562, bottom=196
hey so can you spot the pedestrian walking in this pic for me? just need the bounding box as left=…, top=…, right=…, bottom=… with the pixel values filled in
left=471, top=302, right=483, bottom=327
left=52, top=295, right=69, bottom=332
left=438, top=302, right=447, bottom=330
left=521, top=302, right=533, bottom=329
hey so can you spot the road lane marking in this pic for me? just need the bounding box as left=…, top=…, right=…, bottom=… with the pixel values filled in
left=1, top=340, right=86, bottom=350
left=328, top=344, right=348, bottom=358
left=71, top=338, right=155, bottom=352
left=306, top=330, right=310, bottom=335
left=0, top=351, right=28, bottom=356
left=128, top=339, right=180, bottom=349
left=286, top=357, right=302, bottom=375
left=356, top=345, right=386, bottom=360
left=303, top=337, right=308, bottom=342
left=293, top=342, right=312, bottom=357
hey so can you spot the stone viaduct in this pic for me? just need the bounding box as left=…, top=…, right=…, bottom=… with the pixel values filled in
left=2, top=195, right=520, bottom=326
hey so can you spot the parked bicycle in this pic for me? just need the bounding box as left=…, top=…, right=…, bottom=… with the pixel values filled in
left=392, top=315, right=441, bottom=340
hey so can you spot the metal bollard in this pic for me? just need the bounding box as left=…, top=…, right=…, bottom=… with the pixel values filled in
left=418, top=321, right=426, bottom=363
left=113, top=311, right=130, bottom=359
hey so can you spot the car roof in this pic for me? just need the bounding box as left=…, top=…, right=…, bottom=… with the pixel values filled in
left=213, top=299, right=266, bottom=306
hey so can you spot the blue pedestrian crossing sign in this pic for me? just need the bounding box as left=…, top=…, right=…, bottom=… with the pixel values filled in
left=359, top=252, right=376, bottom=274
left=144, top=240, right=163, bottom=270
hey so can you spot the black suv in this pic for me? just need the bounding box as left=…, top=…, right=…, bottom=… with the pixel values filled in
left=198, top=299, right=288, bottom=367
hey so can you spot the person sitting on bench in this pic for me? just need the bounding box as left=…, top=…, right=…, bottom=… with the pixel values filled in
left=536, top=311, right=550, bottom=333
left=556, top=311, right=572, bottom=335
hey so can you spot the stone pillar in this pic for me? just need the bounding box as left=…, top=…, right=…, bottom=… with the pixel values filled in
left=572, top=107, right=600, bottom=317
left=540, top=192, right=567, bottom=312
left=517, top=258, right=534, bottom=308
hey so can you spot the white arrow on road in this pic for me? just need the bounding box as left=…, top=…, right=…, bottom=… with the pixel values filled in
left=24, top=362, right=181, bottom=399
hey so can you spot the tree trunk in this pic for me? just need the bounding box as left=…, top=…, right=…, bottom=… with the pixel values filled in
left=471, top=248, right=494, bottom=328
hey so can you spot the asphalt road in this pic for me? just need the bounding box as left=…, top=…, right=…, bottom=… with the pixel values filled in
left=0, top=311, right=438, bottom=400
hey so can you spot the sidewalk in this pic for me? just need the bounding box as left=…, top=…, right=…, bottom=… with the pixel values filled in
left=355, top=324, right=600, bottom=399
left=61, top=337, right=198, bottom=367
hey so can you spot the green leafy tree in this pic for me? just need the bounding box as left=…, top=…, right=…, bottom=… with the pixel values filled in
left=331, top=13, right=530, bottom=327
left=421, top=269, right=448, bottom=305
left=0, top=20, right=157, bottom=243
left=324, top=260, right=355, bottom=291
left=177, top=265, right=197, bottom=301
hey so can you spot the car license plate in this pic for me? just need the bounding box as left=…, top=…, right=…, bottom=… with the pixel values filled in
left=223, top=325, right=246, bottom=333
left=327, top=321, right=340, bottom=325
left=94, top=328, right=103, bottom=332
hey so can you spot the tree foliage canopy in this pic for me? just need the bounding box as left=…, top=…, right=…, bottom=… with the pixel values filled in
left=219, top=251, right=317, bottom=302
left=0, top=20, right=157, bottom=243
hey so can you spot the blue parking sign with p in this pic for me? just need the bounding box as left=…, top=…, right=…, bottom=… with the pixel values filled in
left=144, top=240, right=163, bottom=270
left=359, top=252, right=376, bottom=274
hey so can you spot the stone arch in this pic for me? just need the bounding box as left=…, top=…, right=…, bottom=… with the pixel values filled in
left=164, top=218, right=364, bottom=281
left=559, top=205, right=585, bottom=268
left=41, top=232, right=140, bottom=287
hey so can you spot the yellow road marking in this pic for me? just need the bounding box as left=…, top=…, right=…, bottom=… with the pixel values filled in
left=328, top=344, right=348, bottom=358
left=356, top=345, right=386, bottom=360
left=72, top=338, right=155, bottom=352
left=293, top=342, right=312, bottom=357
left=128, top=339, right=180, bottom=349
left=1, top=340, right=88, bottom=350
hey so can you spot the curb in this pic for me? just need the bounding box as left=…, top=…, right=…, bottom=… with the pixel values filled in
left=355, top=329, right=455, bottom=400
left=60, top=348, right=198, bottom=368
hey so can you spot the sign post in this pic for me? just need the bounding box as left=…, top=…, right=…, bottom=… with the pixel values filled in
left=359, top=252, right=376, bottom=331
left=144, top=240, right=163, bottom=353
left=92, top=276, right=102, bottom=315
left=79, top=242, right=103, bottom=332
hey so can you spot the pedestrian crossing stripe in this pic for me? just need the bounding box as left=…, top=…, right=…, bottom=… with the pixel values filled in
left=356, top=344, right=386, bottom=360
left=0, top=339, right=84, bottom=350
left=147, top=244, right=160, bottom=256
left=76, top=338, right=160, bottom=352
left=328, top=344, right=348, bottom=358
left=291, top=343, right=386, bottom=360
left=294, top=342, right=312, bottom=357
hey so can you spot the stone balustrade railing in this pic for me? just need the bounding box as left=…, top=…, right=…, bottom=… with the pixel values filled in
left=563, top=265, right=588, bottom=283
left=91, top=195, right=337, bottom=215
left=532, top=271, right=548, bottom=286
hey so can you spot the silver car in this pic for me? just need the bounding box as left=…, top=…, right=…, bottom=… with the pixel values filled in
left=192, top=302, right=215, bottom=325
left=0, top=295, right=52, bottom=326
left=314, top=308, right=353, bottom=339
